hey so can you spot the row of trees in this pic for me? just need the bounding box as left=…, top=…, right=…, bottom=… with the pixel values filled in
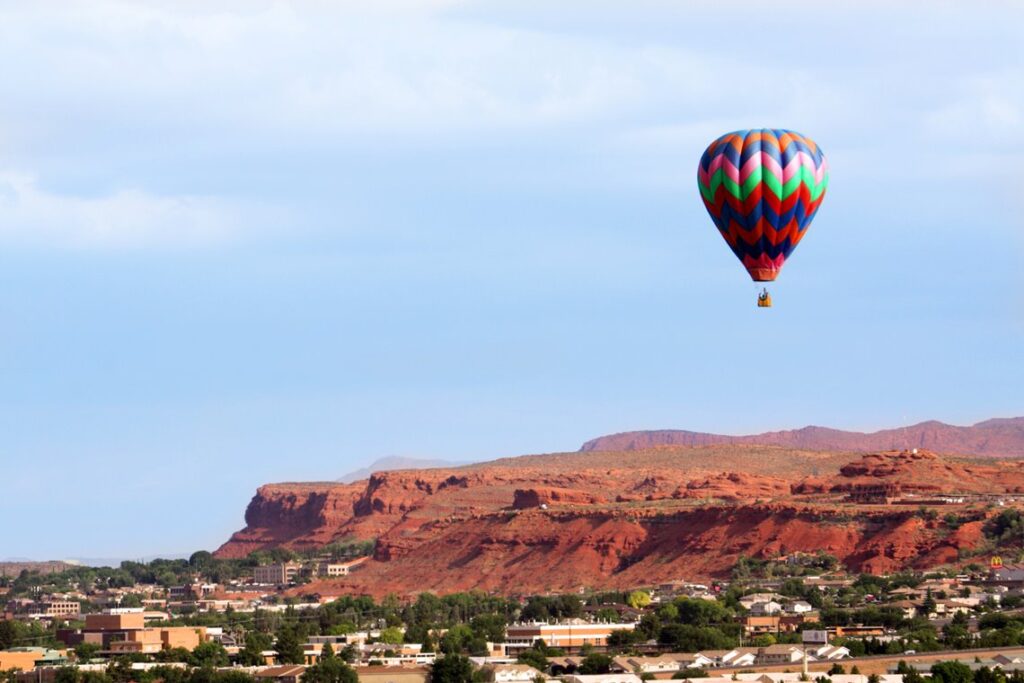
left=3, top=541, right=380, bottom=600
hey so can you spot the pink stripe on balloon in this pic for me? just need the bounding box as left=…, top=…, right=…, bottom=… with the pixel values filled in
left=743, top=252, right=786, bottom=270
left=698, top=152, right=727, bottom=185
left=759, top=152, right=782, bottom=181
left=721, top=158, right=740, bottom=184
left=739, top=155, right=763, bottom=183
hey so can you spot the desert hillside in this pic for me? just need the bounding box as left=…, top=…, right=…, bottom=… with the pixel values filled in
left=216, top=442, right=1024, bottom=597
left=580, top=417, right=1024, bottom=457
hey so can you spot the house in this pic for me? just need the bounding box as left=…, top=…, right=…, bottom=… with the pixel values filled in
left=481, top=663, right=546, bottom=683
left=563, top=675, right=643, bottom=683
left=807, top=644, right=850, bottom=660
left=353, top=665, right=430, bottom=683
left=611, top=656, right=682, bottom=675
left=930, top=600, right=972, bottom=618
left=748, top=601, right=784, bottom=616
left=669, top=654, right=714, bottom=669
left=887, top=600, right=918, bottom=620
left=753, top=645, right=806, bottom=665
left=785, top=601, right=813, bottom=614
left=739, top=612, right=816, bottom=635
left=738, top=594, right=785, bottom=610
left=696, top=650, right=733, bottom=668
left=718, top=649, right=758, bottom=667
left=254, top=665, right=307, bottom=683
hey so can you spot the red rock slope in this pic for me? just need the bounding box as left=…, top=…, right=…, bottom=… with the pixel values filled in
left=215, top=446, right=1024, bottom=597
left=580, top=417, right=1024, bottom=458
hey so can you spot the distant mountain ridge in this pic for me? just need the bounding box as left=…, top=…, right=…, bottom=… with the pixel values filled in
left=337, top=456, right=468, bottom=483
left=580, top=417, right=1024, bottom=458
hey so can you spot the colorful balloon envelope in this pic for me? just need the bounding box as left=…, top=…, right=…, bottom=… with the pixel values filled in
left=698, top=128, right=828, bottom=282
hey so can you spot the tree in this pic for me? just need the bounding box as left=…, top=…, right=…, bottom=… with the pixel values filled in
left=431, top=654, right=475, bottom=683
left=440, top=625, right=476, bottom=654
left=0, top=621, right=16, bottom=650
left=189, top=551, right=215, bottom=571
left=238, top=631, right=274, bottom=666
left=627, top=591, right=652, bottom=609
left=608, top=629, right=641, bottom=648
left=470, top=614, right=506, bottom=643
left=106, top=657, right=135, bottom=683
left=828, top=664, right=845, bottom=675
left=55, top=668, right=80, bottom=683
left=921, top=589, right=937, bottom=617
left=153, top=647, right=191, bottom=663
left=930, top=661, right=974, bottom=683
left=578, top=654, right=612, bottom=675
left=378, top=627, right=405, bottom=645
left=190, top=641, right=230, bottom=668
left=517, top=649, right=549, bottom=672
left=275, top=626, right=304, bottom=665
left=303, top=657, right=358, bottom=683
left=975, top=667, right=1006, bottom=683
left=673, top=598, right=729, bottom=626
left=321, top=642, right=335, bottom=659
left=658, top=624, right=734, bottom=652
left=74, top=642, right=102, bottom=662
left=900, top=666, right=928, bottom=683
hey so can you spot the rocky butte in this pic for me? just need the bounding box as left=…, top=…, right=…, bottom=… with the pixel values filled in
left=215, top=421, right=1024, bottom=598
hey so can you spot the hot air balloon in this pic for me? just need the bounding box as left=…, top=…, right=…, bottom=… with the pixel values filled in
left=697, top=128, right=828, bottom=307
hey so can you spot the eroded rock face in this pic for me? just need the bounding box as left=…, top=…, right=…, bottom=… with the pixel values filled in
left=214, top=445, right=1024, bottom=596
left=512, top=487, right=607, bottom=509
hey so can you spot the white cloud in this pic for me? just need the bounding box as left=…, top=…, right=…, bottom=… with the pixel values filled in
left=0, top=172, right=246, bottom=249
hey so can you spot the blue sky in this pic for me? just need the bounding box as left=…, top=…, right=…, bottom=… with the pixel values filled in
left=1, top=1, right=1022, bottom=560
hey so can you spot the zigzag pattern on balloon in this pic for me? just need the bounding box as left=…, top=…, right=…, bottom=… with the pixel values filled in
left=698, top=128, right=828, bottom=282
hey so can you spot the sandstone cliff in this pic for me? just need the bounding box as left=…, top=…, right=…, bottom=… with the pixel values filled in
left=215, top=443, right=1024, bottom=597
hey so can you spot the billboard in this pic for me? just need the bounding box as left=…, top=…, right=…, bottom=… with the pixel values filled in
left=802, top=630, right=828, bottom=644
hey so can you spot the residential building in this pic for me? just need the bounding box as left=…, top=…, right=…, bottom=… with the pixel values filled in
left=480, top=663, right=545, bottom=683
left=354, top=665, right=430, bottom=683
left=254, top=563, right=302, bottom=585
left=316, top=557, right=369, bottom=578
left=739, top=612, right=817, bottom=635
left=254, top=665, right=307, bottom=683
left=563, top=674, right=643, bottom=683
left=753, top=645, right=806, bottom=665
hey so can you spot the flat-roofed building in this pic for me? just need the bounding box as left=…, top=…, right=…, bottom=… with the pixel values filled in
left=316, top=557, right=369, bottom=578
left=254, top=563, right=302, bottom=585
left=39, top=602, right=80, bottom=618
left=353, top=665, right=430, bottom=683
left=505, top=621, right=636, bottom=654
left=0, top=648, right=68, bottom=672
left=85, top=611, right=146, bottom=632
